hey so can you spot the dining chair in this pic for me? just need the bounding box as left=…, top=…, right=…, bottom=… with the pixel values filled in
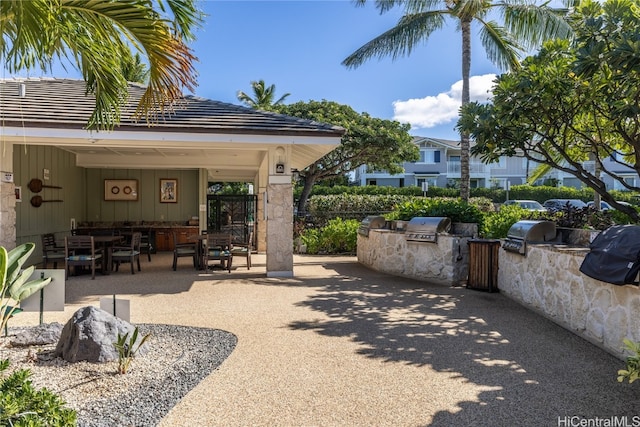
left=172, top=231, right=198, bottom=271
left=139, top=228, right=153, bottom=261
left=41, top=233, right=65, bottom=268
left=65, top=236, right=103, bottom=279
left=203, top=233, right=233, bottom=273
left=230, top=231, right=253, bottom=270
left=111, top=232, right=142, bottom=274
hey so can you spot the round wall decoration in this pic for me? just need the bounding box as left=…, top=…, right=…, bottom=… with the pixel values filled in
left=111, top=186, right=120, bottom=194
left=123, top=186, right=132, bottom=195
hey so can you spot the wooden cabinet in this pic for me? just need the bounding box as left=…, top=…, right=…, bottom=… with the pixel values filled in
left=154, top=228, right=172, bottom=252
left=154, top=227, right=199, bottom=251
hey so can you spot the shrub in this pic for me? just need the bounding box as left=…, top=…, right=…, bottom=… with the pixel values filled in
left=482, top=205, right=526, bottom=238
left=0, top=359, right=77, bottom=426
left=298, top=218, right=359, bottom=254
left=390, top=198, right=486, bottom=229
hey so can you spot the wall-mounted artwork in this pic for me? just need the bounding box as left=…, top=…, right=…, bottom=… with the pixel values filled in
left=104, top=179, right=138, bottom=201
left=160, top=179, right=177, bottom=203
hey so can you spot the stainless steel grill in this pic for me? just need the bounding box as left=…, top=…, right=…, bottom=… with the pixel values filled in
left=405, top=217, right=451, bottom=243
left=502, top=220, right=557, bottom=255
left=358, top=216, right=387, bottom=237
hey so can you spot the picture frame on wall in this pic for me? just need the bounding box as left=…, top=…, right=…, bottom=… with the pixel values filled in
left=104, top=179, right=138, bottom=201
left=160, top=179, right=178, bottom=203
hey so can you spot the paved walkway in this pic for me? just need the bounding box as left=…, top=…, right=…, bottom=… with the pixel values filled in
left=13, top=253, right=640, bottom=426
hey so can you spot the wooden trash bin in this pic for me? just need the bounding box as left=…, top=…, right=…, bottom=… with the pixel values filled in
left=467, top=239, right=501, bottom=292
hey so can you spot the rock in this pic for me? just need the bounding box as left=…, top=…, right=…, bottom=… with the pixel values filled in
left=10, top=322, right=64, bottom=346
left=55, top=306, right=148, bottom=363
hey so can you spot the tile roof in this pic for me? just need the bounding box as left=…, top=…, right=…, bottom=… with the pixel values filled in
left=0, top=78, right=345, bottom=137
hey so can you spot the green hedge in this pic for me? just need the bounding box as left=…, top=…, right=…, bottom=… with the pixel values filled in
left=297, top=184, right=640, bottom=204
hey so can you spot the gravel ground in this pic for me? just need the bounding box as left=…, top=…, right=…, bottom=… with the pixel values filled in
left=1, top=324, right=237, bottom=427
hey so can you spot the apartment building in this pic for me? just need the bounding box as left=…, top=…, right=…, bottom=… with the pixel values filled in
left=354, top=136, right=636, bottom=191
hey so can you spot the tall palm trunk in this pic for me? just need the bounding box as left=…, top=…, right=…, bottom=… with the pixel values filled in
left=460, top=18, right=472, bottom=201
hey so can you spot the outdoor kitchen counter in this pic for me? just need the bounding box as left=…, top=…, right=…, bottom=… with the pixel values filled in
left=75, top=225, right=200, bottom=252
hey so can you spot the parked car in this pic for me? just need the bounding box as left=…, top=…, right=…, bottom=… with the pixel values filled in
left=586, top=201, right=632, bottom=210
left=502, top=200, right=548, bottom=212
left=542, top=199, right=588, bottom=210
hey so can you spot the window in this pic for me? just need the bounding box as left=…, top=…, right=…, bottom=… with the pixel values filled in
left=367, top=179, right=377, bottom=186
left=416, top=176, right=438, bottom=189
left=418, top=149, right=440, bottom=164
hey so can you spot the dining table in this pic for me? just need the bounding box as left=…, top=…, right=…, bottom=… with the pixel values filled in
left=90, top=235, right=124, bottom=275
left=188, top=234, right=232, bottom=271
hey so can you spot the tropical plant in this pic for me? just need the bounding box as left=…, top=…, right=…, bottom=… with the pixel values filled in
left=482, top=205, right=526, bottom=238
left=0, top=0, right=204, bottom=130
left=237, top=79, right=290, bottom=109
left=458, top=0, right=640, bottom=221
left=390, top=197, right=485, bottom=226
left=617, top=339, right=640, bottom=384
left=273, top=100, right=419, bottom=214
left=343, top=0, right=574, bottom=201
left=114, top=326, right=151, bottom=374
left=1, top=243, right=52, bottom=334
left=120, top=51, right=150, bottom=84
left=0, top=359, right=77, bottom=426
left=298, top=218, right=360, bottom=254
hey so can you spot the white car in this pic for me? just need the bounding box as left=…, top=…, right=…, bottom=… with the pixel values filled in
left=502, top=200, right=548, bottom=212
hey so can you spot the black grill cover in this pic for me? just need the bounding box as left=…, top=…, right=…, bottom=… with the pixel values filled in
left=579, top=225, right=640, bottom=286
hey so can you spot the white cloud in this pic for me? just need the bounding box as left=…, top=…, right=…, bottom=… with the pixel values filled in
left=392, top=73, right=496, bottom=130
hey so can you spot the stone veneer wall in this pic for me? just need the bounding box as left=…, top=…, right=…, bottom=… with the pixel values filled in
left=265, top=183, right=293, bottom=276
left=499, top=244, right=640, bottom=359
left=357, top=229, right=471, bottom=286
left=0, top=182, right=16, bottom=250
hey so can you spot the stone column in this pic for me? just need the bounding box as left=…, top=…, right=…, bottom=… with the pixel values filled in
left=256, top=191, right=266, bottom=253
left=266, top=183, right=293, bottom=277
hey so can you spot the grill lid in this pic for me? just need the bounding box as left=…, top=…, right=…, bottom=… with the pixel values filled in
left=507, top=220, right=556, bottom=242
left=358, top=215, right=387, bottom=236
left=405, top=217, right=451, bottom=242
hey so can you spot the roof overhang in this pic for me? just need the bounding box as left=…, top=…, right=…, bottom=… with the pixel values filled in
left=0, top=126, right=341, bottom=182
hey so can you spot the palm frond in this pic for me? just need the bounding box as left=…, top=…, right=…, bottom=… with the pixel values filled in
left=2, top=0, right=201, bottom=130
left=501, top=1, right=573, bottom=51
left=478, top=20, right=523, bottom=71
left=342, top=11, right=447, bottom=68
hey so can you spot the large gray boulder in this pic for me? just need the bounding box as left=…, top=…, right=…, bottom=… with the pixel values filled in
left=55, top=306, right=148, bottom=363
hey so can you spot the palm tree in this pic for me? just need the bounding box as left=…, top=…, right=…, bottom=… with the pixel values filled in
left=121, top=51, right=150, bottom=84
left=343, top=0, right=574, bottom=201
left=237, top=80, right=290, bottom=109
left=0, top=0, right=204, bottom=130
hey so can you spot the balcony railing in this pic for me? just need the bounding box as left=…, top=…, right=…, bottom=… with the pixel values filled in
left=447, top=161, right=487, bottom=176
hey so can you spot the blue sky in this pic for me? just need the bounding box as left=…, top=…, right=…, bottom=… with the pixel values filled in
left=5, top=0, right=505, bottom=140
left=194, top=1, right=501, bottom=140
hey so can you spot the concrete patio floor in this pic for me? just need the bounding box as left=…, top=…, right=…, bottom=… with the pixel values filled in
left=10, top=252, right=640, bottom=426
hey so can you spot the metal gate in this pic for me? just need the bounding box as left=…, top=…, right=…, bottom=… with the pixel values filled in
left=206, top=195, right=257, bottom=248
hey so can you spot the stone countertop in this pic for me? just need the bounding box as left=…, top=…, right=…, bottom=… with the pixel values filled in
left=77, top=223, right=199, bottom=229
